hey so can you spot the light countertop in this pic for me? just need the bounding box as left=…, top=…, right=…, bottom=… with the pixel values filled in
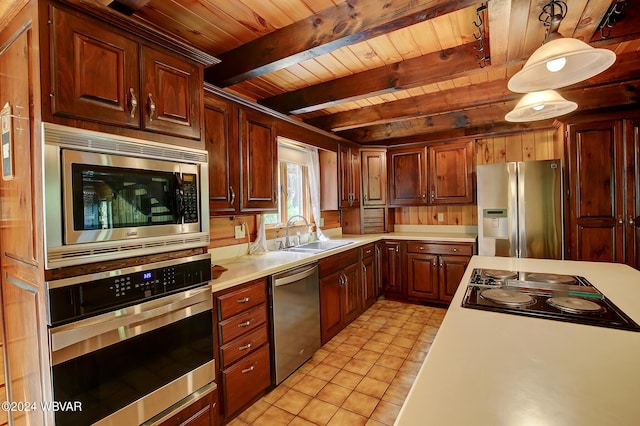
left=395, top=255, right=640, bottom=426
left=209, top=231, right=477, bottom=292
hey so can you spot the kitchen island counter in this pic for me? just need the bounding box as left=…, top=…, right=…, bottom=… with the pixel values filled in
left=396, top=255, right=640, bottom=426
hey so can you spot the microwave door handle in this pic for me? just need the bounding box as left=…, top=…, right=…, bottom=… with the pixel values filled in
left=176, top=173, right=185, bottom=223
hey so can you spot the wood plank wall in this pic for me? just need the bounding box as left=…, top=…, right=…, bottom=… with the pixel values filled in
left=394, top=128, right=563, bottom=226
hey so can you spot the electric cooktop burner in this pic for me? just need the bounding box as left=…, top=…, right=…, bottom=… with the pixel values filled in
left=462, top=268, right=640, bottom=332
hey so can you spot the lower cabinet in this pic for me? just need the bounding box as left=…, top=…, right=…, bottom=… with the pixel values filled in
left=406, top=242, right=473, bottom=304
left=156, top=388, right=219, bottom=426
left=361, top=244, right=378, bottom=309
left=377, top=240, right=403, bottom=299
left=213, top=278, right=271, bottom=422
left=319, top=248, right=361, bottom=344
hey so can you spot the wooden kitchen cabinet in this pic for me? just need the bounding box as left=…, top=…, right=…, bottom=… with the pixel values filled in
left=156, top=387, right=219, bottom=426
left=361, top=244, right=378, bottom=309
left=204, top=97, right=239, bottom=214
left=378, top=241, right=403, bottom=299
left=406, top=242, right=473, bottom=304
left=240, top=109, right=278, bottom=212
left=213, top=278, right=271, bottom=422
left=388, top=141, right=474, bottom=206
left=565, top=116, right=640, bottom=268
left=48, top=3, right=203, bottom=140
left=339, top=144, right=361, bottom=208
left=361, top=149, right=387, bottom=206
left=319, top=248, right=361, bottom=344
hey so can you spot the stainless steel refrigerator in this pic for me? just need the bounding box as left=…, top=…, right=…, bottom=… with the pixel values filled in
left=477, top=159, right=563, bottom=259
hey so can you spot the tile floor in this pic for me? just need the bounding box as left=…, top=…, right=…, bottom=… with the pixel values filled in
left=228, top=299, right=446, bottom=426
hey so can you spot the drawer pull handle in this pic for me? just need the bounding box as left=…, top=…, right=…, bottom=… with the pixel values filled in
left=419, top=246, right=424, bottom=250
left=451, top=248, right=458, bottom=252
left=365, top=249, right=372, bottom=254
left=242, top=364, right=256, bottom=374
left=148, top=93, right=156, bottom=121
left=238, top=320, right=252, bottom=328
left=237, top=296, right=252, bottom=304
left=239, top=342, right=253, bottom=351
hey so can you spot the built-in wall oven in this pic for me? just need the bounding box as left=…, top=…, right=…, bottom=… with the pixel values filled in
left=42, top=123, right=209, bottom=268
left=46, top=254, right=214, bottom=425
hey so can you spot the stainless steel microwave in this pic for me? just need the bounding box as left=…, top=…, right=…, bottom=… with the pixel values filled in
left=43, top=123, right=209, bottom=268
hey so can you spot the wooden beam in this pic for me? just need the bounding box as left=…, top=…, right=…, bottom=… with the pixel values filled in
left=259, top=42, right=483, bottom=114
left=337, top=76, right=640, bottom=143
left=203, top=0, right=480, bottom=87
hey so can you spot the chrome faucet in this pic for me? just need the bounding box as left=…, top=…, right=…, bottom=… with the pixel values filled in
left=284, top=215, right=309, bottom=248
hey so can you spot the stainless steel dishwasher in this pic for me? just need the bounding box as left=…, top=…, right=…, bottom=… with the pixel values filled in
left=270, top=262, right=320, bottom=384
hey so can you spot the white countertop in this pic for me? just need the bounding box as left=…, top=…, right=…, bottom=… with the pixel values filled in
left=395, top=256, right=640, bottom=426
left=210, top=231, right=477, bottom=292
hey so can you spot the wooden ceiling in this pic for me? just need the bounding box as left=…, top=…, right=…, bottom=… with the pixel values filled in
left=2, top=0, right=639, bottom=144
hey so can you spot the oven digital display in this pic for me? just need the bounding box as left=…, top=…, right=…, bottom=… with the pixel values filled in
left=142, top=271, right=152, bottom=280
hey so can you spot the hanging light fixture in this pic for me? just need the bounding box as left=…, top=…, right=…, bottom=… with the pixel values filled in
left=505, top=90, right=577, bottom=122
left=507, top=0, right=616, bottom=93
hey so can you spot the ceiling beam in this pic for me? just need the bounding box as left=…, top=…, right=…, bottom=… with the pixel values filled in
left=337, top=76, right=640, bottom=143
left=259, top=41, right=483, bottom=114
left=203, top=0, right=481, bottom=87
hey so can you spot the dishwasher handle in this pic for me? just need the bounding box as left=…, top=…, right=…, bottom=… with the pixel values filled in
left=273, top=264, right=318, bottom=287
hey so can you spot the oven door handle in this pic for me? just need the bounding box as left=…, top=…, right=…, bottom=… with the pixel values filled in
left=50, top=285, right=212, bottom=355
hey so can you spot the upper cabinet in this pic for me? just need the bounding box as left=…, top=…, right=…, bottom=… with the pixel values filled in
left=339, top=145, right=361, bottom=208
left=388, top=140, right=474, bottom=206
left=47, top=3, right=203, bottom=141
left=361, top=149, right=387, bottom=206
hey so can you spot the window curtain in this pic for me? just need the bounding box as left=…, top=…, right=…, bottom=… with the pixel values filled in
left=305, top=147, right=328, bottom=241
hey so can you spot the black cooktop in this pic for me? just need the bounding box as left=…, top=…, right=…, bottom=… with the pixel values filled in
left=461, top=269, right=640, bottom=332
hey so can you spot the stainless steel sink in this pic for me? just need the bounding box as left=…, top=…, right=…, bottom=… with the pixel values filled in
left=285, top=240, right=353, bottom=253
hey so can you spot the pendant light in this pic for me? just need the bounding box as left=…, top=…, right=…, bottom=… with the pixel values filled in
left=508, top=0, right=616, bottom=93
left=505, top=90, right=577, bottom=122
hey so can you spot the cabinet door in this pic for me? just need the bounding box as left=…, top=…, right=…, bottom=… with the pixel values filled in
left=342, top=262, right=361, bottom=324
left=380, top=241, right=403, bottom=298
left=240, top=110, right=278, bottom=212
left=406, top=253, right=438, bottom=300
left=362, top=150, right=387, bottom=206
left=140, top=46, right=202, bottom=139
left=156, top=387, right=218, bottom=426
left=49, top=5, right=139, bottom=128
left=320, top=272, right=343, bottom=344
left=339, top=145, right=360, bottom=207
left=429, top=141, right=474, bottom=204
left=361, top=253, right=377, bottom=309
left=388, top=147, right=428, bottom=206
left=205, top=98, right=239, bottom=214
left=624, top=119, right=640, bottom=269
left=566, top=121, right=625, bottom=263
left=438, top=255, right=470, bottom=303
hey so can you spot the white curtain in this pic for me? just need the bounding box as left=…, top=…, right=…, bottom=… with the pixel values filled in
left=249, top=214, right=268, bottom=255
left=306, top=147, right=328, bottom=241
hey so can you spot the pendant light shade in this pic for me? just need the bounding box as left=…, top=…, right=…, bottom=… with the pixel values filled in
left=505, top=90, right=577, bottom=122
left=508, top=37, right=616, bottom=93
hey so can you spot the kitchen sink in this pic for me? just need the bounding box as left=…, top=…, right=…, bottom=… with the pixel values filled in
left=285, top=240, right=353, bottom=253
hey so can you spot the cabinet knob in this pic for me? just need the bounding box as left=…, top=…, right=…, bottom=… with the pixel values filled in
left=237, top=320, right=252, bottom=328
left=148, top=93, right=156, bottom=121
left=237, top=296, right=252, bottom=304
left=618, top=216, right=624, bottom=225
left=630, top=217, right=636, bottom=226
left=419, top=246, right=424, bottom=250
left=432, top=259, right=437, bottom=267
left=451, top=248, right=458, bottom=252
left=129, top=88, right=138, bottom=119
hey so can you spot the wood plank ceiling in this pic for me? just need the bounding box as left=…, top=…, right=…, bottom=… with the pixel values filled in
left=2, top=0, right=639, bottom=144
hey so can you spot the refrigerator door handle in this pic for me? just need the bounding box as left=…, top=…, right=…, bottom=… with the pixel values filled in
left=508, top=162, right=519, bottom=257
left=517, top=162, right=527, bottom=258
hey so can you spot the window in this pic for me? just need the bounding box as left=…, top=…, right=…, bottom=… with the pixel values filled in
left=264, top=141, right=312, bottom=227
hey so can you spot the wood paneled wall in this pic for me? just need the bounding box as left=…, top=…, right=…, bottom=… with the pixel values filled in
left=394, top=128, right=563, bottom=226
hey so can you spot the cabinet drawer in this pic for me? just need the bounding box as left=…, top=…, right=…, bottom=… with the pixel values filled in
left=361, top=243, right=375, bottom=258
left=220, top=326, right=268, bottom=368
left=216, top=278, right=266, bottom=320
left=319, top=248, right=359, bottom=278
left=222, top=344, right=271, bottom=417
left=218, top=304, right=267, bottom=345
left=407, top=242, right=473, bottom=256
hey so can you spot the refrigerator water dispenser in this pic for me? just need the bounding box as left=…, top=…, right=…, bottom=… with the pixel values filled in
left=482, top=209, right=508, bottom=239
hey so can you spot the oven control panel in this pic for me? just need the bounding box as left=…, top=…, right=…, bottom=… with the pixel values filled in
left=47, top=257, right=211, bottom=326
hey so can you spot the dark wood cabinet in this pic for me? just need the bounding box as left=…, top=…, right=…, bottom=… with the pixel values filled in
left=319, top=248, right=361, bottom=344
left=429, top=141, right=474, bottom=204
left=361, top=244, right=378, bottom=309
left=565, top=118, right=639, bottom=267
left=361, top=149, right=386, bottom=206
left=204, top=97, right=239, bottom=214
left=388, top=141, right=474, bottom=206
left=213, top=278, right=271, bottom=422
left=339, top=145, right=361, bottom=207
left=240, top=109, right=278, bottom=212
left=405, top=242, right=473, bottom=304
left=156, top=387, right=219, bottom=426
left=378, top=241, right=403, bottom=299
left=49, top=3, right=203, bottom=140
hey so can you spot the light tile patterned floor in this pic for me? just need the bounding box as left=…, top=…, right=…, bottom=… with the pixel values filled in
left=228, top=299, right=446, bottom=426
